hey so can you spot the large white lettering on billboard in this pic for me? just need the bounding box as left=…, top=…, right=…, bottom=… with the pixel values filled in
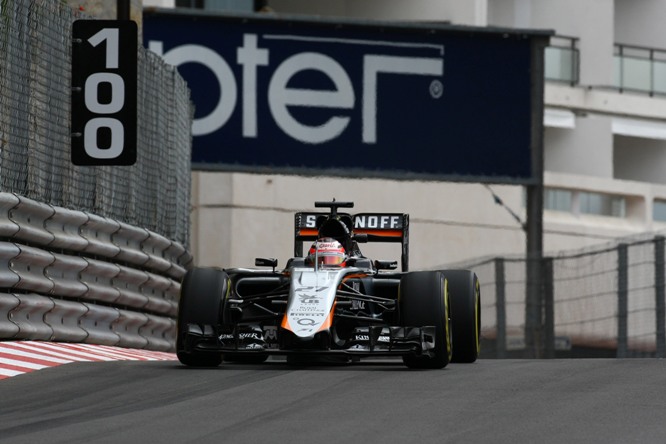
left=149, top=34, right=443, bottom=144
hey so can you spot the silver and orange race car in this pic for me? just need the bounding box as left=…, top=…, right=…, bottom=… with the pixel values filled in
left=177, top=200, right=480, bottom=369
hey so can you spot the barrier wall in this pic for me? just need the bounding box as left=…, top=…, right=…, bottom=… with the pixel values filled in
left=0, top=1, right=194, bottom=351
left=0, top=193, right=190, bottom=351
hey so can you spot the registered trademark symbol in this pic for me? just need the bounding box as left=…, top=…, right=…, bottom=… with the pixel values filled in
left=430, top=80, right=443, bottom=98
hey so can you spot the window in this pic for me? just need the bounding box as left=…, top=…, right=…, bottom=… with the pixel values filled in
left=544, top=188, right=572, bottom=212
left=579, top=192, right=626, bottom=217
left=654, top=200, right=666, bottom=222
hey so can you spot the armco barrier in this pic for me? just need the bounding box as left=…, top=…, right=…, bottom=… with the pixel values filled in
left=0, top=293, right=20, bottom=337
left=12, top=245, right=55, bottom=294
left=80, top=213, right=121, bottom=258
left=0, top=192, right=191, bottom=352
left=114, top=265, right=150, bottom=309
left=113, top=310, right=150, bottom=349
left=81, top=303, right=121, bottom=346
left=140, top=314, right=175, bottom=351
left=45, top=299, right=89, bottom=342
left=0, top=243, right=21, bottom=288
left=45, top=207, right=89, bottom=251
left=10, top=196, right=55, bottom=246
left=10, top=293, right=56, bottom=341
left=80, top=258, right=122, bottom=304
left=46, top=253, right=89, bottom=297
left=113, top=222, right=150, bottom=266
left=0, top=194, right=20, bottom=237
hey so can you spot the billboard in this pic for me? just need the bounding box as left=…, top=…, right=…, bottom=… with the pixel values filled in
left=143, top=9, right=549, bottom=183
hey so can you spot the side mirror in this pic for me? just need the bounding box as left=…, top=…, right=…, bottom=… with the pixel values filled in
left=353, top=233, right=369, bottom=243
left=374, top=260, right=398, bottom=270
left=255, top=258, right=278, bottom=269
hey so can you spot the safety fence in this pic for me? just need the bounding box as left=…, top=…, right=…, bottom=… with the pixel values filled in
left=0, top=192, right=191, bottom=351
left=0, top=1, right=194, bottom=351
left=0, top=0, right=192, bottom=247
left=444, top=233, right=666, bottom=359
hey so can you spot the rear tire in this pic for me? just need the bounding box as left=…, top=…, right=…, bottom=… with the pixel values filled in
left=176, top=267, right=227, bottom=367
left=399, top=271, right=452, bottom=369
left=443, top=270, right=481, bottom=363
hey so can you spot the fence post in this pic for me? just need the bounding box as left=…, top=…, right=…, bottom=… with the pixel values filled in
left=655, top=236, right=665, bottom=358
left=543, top=257, right=555, bottom=358
left=495, top=258, right=506, bottom=359
left=617, top=243, right=628, bottom=358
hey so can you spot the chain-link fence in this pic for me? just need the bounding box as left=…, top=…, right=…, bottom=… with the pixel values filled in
left=443, top=233, right=666, bottom=358
left=0, top=0, right=192, bottom=246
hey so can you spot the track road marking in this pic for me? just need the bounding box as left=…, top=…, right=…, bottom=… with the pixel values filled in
left=0, top=341, right=176, bottom=380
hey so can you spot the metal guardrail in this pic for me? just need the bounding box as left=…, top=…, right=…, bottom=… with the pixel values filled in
left=0, top=192, right=190, bottom=351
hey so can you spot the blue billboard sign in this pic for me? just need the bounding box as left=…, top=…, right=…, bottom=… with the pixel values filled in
left=143, top=10, right=548, bottom=183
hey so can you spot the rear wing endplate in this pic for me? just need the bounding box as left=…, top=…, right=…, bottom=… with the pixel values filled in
left=294, top=212, right=410, bottom=271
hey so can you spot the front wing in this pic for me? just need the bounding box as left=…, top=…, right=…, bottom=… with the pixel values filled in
left=181, top=324, right=438, bottom=358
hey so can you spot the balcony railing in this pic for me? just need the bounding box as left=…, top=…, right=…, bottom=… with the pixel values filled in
left=614, top=43, right=666, bottom=96
left=545, top=35, right=580, bottom=86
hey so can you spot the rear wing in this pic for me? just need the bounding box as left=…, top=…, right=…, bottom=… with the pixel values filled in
left=294, top=212, right=410, bottom=271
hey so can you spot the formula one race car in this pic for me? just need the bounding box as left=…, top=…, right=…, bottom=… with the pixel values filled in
left=177, top=200, right=480, bottom=369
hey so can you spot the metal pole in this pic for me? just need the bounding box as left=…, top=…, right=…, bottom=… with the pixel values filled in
left=495, top=258, right=507, bottom=359
left=655, top=236, right=665, bottom=358
left=617, top=243, right=628, bottom=358
left=117, top=0, right=130, bottom=20
left=543, top=257, right=555, bottom=358
left=524, top=36, right=547, bottom=358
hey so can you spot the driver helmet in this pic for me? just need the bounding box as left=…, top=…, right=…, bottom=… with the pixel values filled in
left=305, top=237, right=347, bottom=267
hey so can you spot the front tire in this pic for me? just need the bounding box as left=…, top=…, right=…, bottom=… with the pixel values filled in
left=443, top=270, right=481, bottom=363
left=399, top=271, right=452, bottom=369
left=176, top=267, right=227, bottom=367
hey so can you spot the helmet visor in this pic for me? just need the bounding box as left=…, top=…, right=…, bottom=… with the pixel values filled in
left=317, top=253, right=346, bottom=266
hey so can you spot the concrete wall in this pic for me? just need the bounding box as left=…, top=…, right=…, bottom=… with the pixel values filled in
left=269, top=0, right=487, bottom=25
left=614, top=136, right=666, bottom=185
left=615, top=0, right=666, bottom=49
left=190, top=171, right=662, bottom=270
left=489, top=0, right=614, bottom=86
left=190, top=172, right=527, bottom=269
left=544, top=115, right=614, bottom=178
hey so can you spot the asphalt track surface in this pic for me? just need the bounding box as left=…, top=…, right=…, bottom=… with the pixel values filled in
left=2, top=358, right=666, bottom=444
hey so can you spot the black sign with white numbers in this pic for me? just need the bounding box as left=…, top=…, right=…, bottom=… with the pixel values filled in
left=71, top=20, right=137, bottom=166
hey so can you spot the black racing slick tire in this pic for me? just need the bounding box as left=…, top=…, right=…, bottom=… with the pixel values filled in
left=443, top=270, right=481, bottom=363
left=176, top=267, right=227, bottom=367
left=399, top=271, right=452, bottom=369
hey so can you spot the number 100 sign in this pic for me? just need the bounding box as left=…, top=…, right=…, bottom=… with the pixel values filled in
left=72, top=20, right=137, bottom=166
